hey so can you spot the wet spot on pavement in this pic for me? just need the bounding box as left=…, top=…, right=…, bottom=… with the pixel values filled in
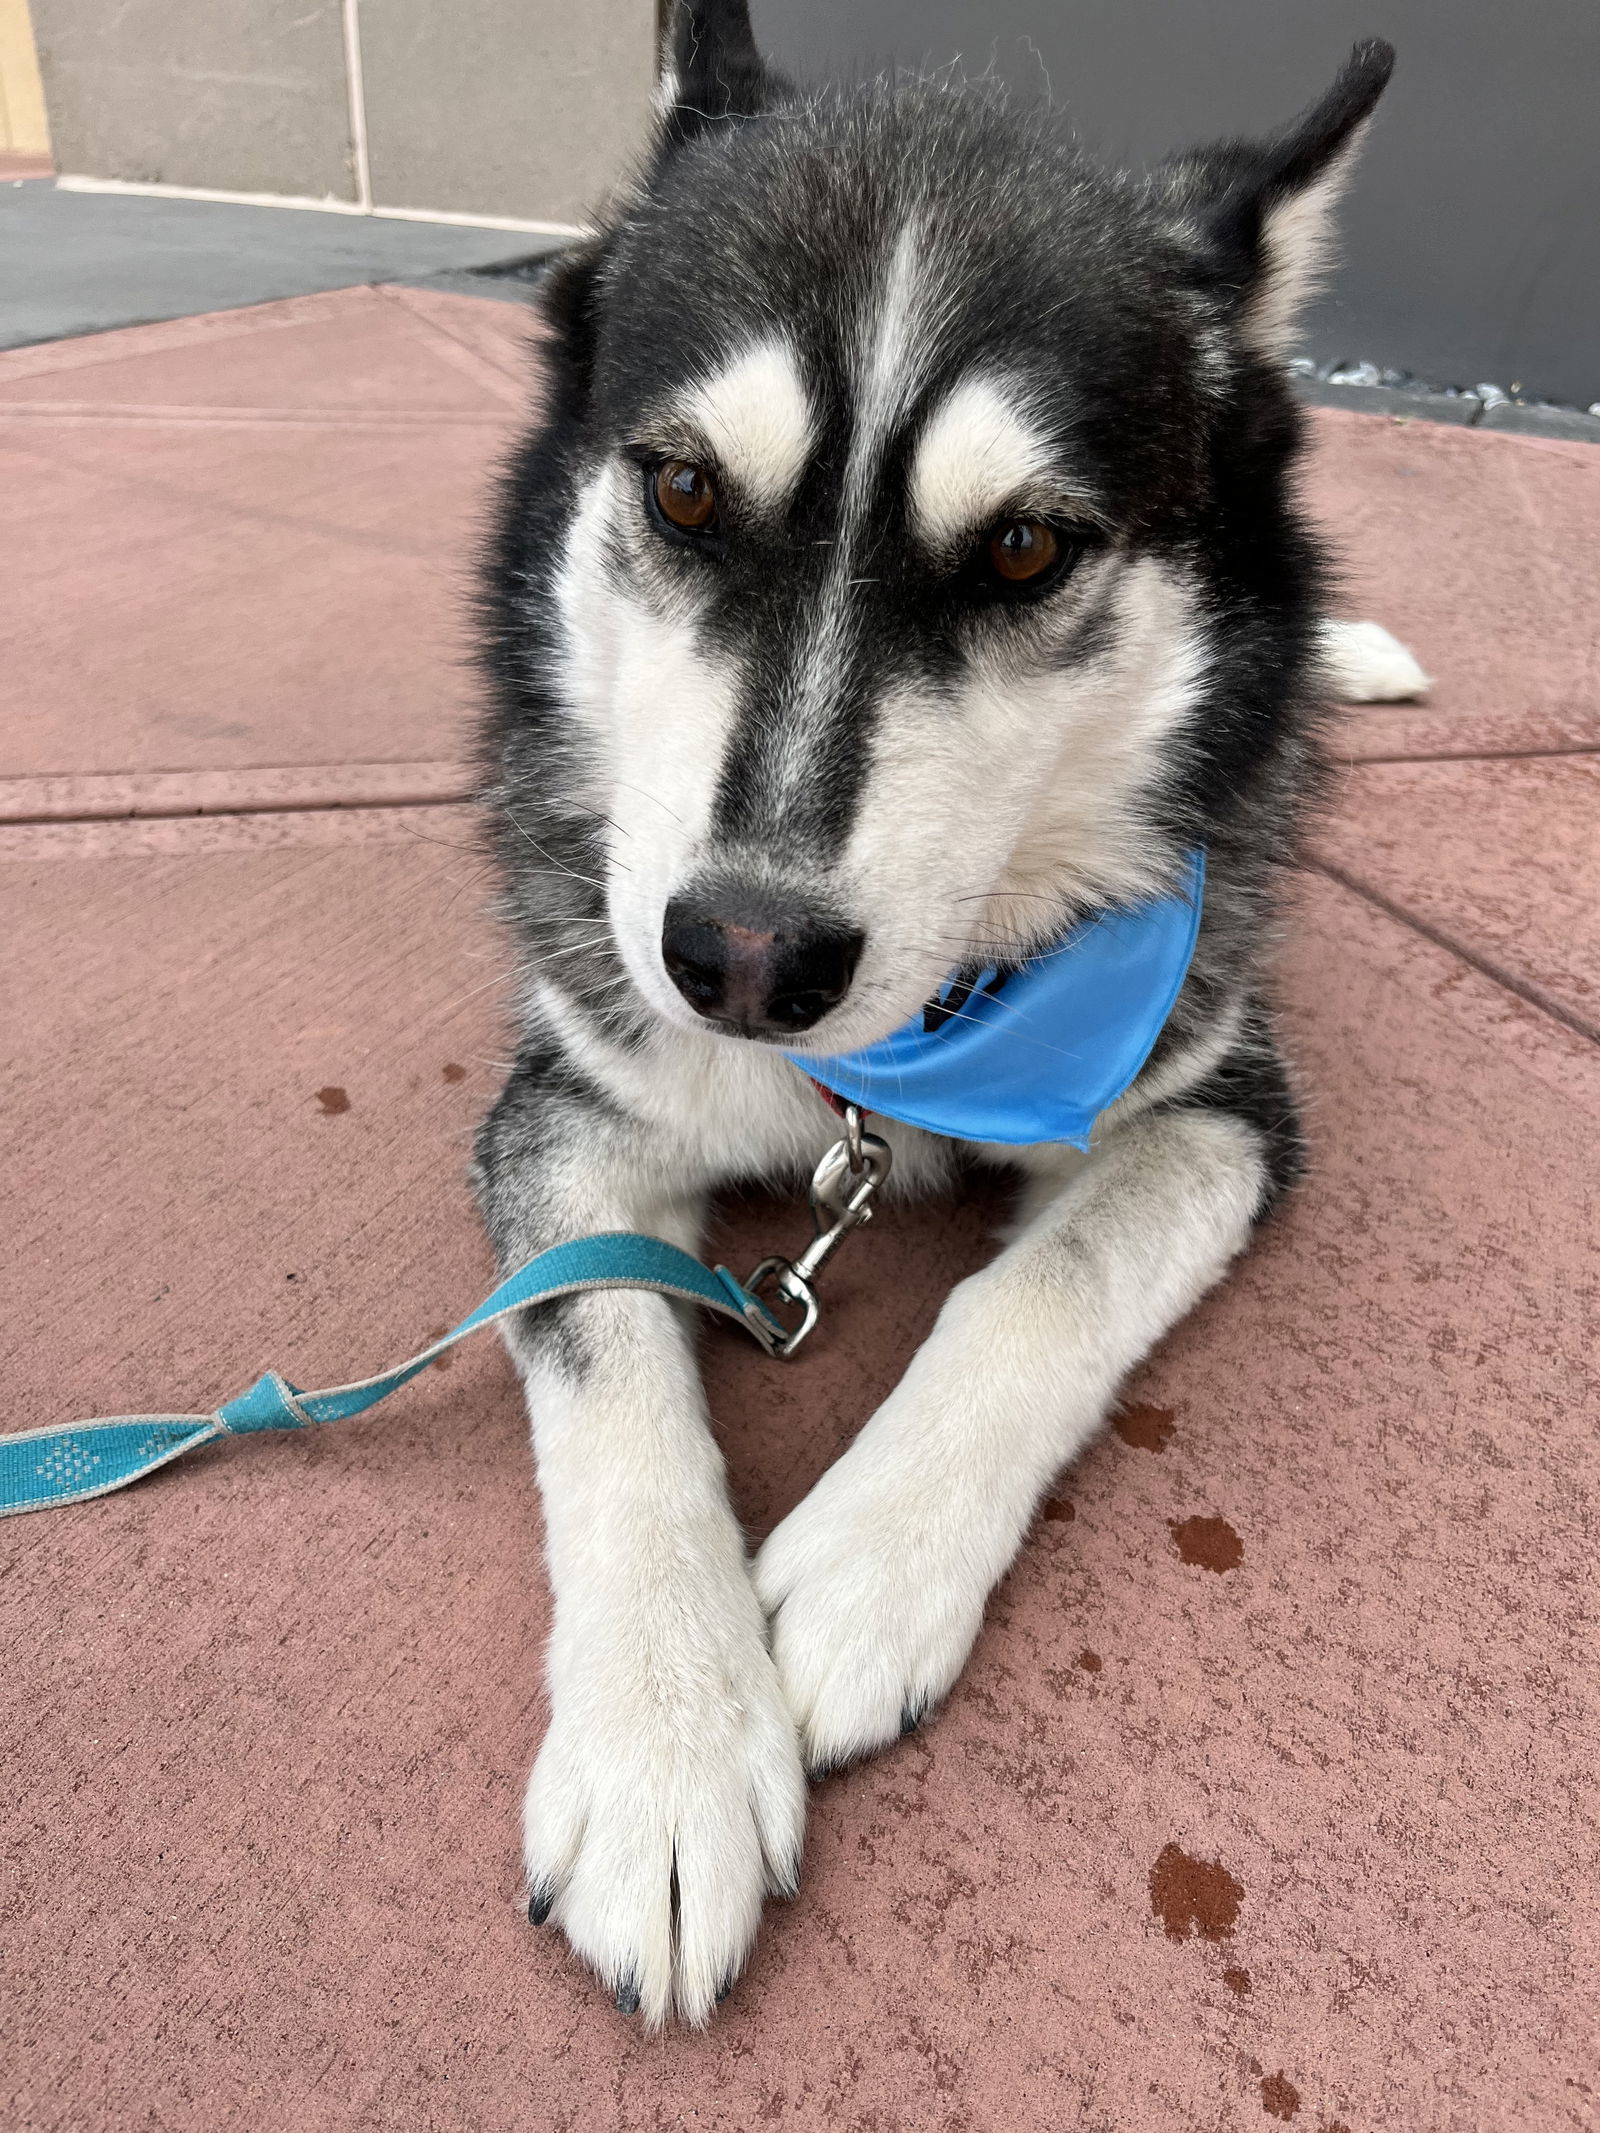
left=1260, top=2072, right=1300, bottom=2120
left=1148, top=1842, right=1244, bottom=1941
left=1113, top=1402, right=1176, bottom=1452
left=442, top=1063, right=466, bottom=1083
left=1223, top=1966, right=1251, bottom=1996
left=1041, top=1496, right=1075, bottom=1522
left=315, top=1086, right=350, bottom=1115
left=1170, top=1514, right=1243, bottom=1572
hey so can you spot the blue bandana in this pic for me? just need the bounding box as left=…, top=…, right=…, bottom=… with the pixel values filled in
left=793, top=850, right=1205, bottom=1149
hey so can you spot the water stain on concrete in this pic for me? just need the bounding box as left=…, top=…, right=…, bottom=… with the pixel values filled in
left=1113, top=1402, right=1176, bottom=1451
left=1148, top=1842, right=1244, bottom=1941
left=1078, top=1649, right=1102, bottom=1673
left=1041, top=1495, right=1075, bottom=1522
left=315, top=1086, right=350, bottom=1115
left=442, top=1063, right=466, bottom=1083
left=1260, top=2071, right=1301, bottom=2119
left=1170, top=1514, right=1244, bottom=1572
left=426, top=1327, right=453, bottom=1370
left=1223, top=1966, right=1252, bottom=1997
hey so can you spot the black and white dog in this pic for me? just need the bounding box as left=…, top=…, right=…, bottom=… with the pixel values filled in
left=474, top=4, right=1421, bottom=2025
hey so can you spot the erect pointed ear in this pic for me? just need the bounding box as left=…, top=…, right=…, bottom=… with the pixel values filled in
left=1165, top=39, right=1395, bottom=359
left=656, top=0, right=774, bottom=150
left=528, top=231, right=615, bottom=417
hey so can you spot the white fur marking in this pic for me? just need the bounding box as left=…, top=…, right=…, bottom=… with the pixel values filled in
left=546, top=463, right=745, bottom=1017
left=847, top=218, right=930, bottom=516
left=766, top=222, right=936, bottom=806
left=909, top=374, right=1058, bottom=550
left=680, top=340, right=814, bottom=511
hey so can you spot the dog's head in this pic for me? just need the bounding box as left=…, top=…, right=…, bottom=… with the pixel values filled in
left=489, top=3, right=1392, bottom=1054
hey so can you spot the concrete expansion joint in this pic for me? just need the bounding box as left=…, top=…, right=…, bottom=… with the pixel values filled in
left=1309, top=856, right=1600, bottom=1054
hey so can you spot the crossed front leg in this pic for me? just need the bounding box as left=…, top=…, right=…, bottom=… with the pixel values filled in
left=476, top=1064, right=805, bottom=2027
left=754, top=1103, right=1272, bottom=1772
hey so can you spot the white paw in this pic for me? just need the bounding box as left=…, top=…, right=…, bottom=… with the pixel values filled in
left=754, top=1444, right=995, bottom=1775
left=525, top=1571, right=806, bottom=2028
left=1319, top=617, right=1432, bottom=702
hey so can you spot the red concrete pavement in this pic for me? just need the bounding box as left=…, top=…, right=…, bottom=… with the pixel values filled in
left=2, top=290, right=1596, bottom=2133
left=0, top=286, right=531, bottom=782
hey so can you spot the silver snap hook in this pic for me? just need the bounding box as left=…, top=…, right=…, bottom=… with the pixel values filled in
left=740, top=1109, right=891, bottom=1357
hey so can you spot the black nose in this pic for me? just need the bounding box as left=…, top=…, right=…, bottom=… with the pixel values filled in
left=661, top=896, right=864, bottom=1037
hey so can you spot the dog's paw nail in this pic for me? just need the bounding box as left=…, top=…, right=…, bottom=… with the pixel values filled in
left=527, top=1885, right=554, bottom=1927
left=715, top=1974, right=734, bottom=2004
left=615, top=1977, right=642, bottom=2017
left=899, top=1700, right=925, bottom=1736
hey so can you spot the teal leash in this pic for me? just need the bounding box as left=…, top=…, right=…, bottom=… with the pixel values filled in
left=0, top=1235, right=783, bottom=1520
left=0, top=1113, right=893, bottom=1520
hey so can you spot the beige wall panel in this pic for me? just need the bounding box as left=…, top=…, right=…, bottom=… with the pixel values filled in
left=29, top=0, right=355, bottom=198
left=359, top=0, right=655, bottom=227
left=1, top=0, right=53, bottom=155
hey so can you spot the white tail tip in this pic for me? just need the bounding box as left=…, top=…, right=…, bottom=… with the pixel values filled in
left=1320, top=618, right=1432, bottom=702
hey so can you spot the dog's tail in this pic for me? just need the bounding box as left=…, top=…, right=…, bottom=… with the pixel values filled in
left=1319, top=618, right=1432, bottom=702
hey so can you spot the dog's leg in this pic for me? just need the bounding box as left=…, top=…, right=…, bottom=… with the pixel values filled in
left=476, top=1058, right=805, bottom=2027
left=754, top=1096, right=1273, bottom=1772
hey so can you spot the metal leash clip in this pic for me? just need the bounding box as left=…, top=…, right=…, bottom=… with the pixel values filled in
left=740, top=1103, right=892, bottom=1358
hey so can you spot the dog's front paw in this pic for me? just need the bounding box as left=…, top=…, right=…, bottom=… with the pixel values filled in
left=754, top=1444, right=993, bottom=1775
left=524, top=1579, right=805, bottom=2027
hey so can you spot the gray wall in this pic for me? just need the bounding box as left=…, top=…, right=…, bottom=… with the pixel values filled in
left=28, top=0, right=1598, bottom=401
left=30, top=0, right=356, bottom=199
left=753, top=0, right=1600, bottom=408
left=29, top=0, right=656, bottom=228
left=359, top=0, right=655, bottom=226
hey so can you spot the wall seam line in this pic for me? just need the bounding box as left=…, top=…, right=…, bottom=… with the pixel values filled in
left=340, top=0, right=373, bottom=213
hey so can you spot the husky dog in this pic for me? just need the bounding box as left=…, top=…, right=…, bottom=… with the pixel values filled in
left=474, top=3, right=1418, bottom=2025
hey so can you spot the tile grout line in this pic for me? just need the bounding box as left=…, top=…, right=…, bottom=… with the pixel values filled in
left=374, top=284, right=535, bottom=406
left=1305, top=857, right=1600, bottom=1049
left=0, top=763, right=476, bottom=825
left=0, top=284, right=400, bottom=383
left=0, top=406, right=516, bottom=428
left=0, top=801, right=486, bottom=860
left=0, top=794, right=475, bottom=828
left=1338, top=743, right=1600, bottom=768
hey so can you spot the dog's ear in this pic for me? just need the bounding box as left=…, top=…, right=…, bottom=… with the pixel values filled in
left=530, top=234, right=615, bottom=419
left=1165, top=39, right=1395, bottom=359
left=656, top=0, right=773, bottom=149
left=530, top=5, right=773, bottom=411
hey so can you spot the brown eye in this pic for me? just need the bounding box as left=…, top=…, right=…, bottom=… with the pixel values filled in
left=653, top=459, right=718, bottom=532
left=988, top=519, right=1060, bottom=583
